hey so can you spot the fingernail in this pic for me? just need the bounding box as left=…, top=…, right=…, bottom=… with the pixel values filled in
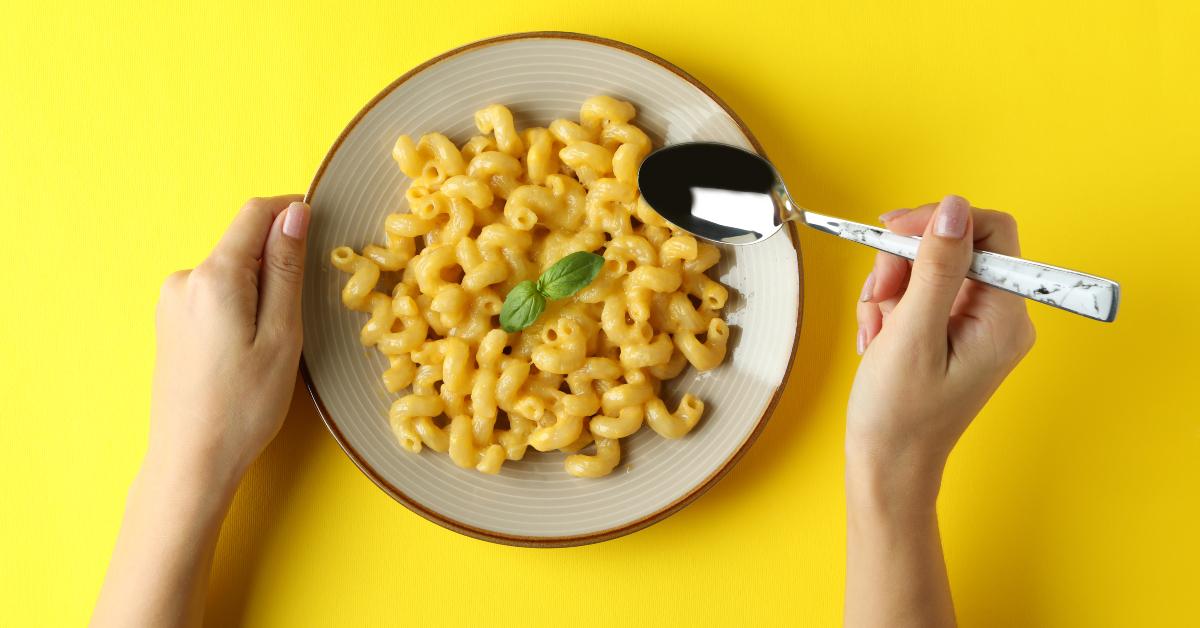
left=283, top=202, right=310, bottom=239
left=878, top=208, right=910, bottom=223
left=859, top=272, right=875, bottom=302
left=933, top=194, right=969, bottom=239
left=856, top=327, right=867, bottom=355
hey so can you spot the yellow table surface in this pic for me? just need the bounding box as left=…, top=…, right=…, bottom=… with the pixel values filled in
left=2, top=2, right=1197, bottom=626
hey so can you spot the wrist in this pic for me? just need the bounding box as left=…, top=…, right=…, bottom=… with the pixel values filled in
left=141, top=441, right=245, bottom=511
left=845, top=443, right=946, bottom=518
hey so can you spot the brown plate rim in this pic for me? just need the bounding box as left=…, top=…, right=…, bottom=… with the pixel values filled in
left=302, top=30, right=805, bottom=548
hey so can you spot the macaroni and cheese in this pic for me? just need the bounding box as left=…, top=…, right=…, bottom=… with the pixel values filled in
left=331, top=96, right=730, bottom=478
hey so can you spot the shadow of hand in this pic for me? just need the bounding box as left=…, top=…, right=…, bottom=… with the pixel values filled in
left=204, top=377, right=325, bottom=626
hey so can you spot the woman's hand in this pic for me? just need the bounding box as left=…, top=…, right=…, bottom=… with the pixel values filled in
left=848, top=194, right=1036, bottom=488
left=93, top=195, right=310, bottom=628
left=150, top=195, right=311, bottom=485
left=844, top=195, right=1036, bottom=628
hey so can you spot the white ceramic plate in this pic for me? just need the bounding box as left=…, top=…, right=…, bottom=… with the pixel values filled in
left=302, top=32, right=802, bottom=546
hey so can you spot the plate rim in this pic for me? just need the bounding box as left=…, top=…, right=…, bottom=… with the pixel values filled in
left=302, top=30, right=805, bottom=547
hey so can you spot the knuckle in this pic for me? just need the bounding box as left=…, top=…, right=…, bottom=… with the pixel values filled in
left=978, top=209, right=1020, bottom=239
left=992, top=211, right=1019, bottom=237
left=267, top=249, right=304, bottom=278
left=160, top=269, right=189, bottom=292
left=263, top=321, right=289, bottom=342
left=197, top=256, right=262, bottom=293
left=1014, top=317, right=1037, bottom=355
left=245, top=196, right=271, bottom=210
left=916, top=257, right=964, bottom=285
left=191, top=260, right=239, bottom=292
left=157, top=270, right=189, bottom=308
left=192, top=259, right=226, bottom=283
left=259, top=321, right=303, bottom=350
left=994, top=316, right=1036, bottom=364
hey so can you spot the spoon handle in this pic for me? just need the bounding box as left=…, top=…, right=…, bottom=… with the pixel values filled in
left=801, top=211, right=1119, bottom=322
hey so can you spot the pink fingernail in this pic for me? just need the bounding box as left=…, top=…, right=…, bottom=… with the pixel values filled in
left=879, top=208, right=910, bottom=223
left=856, top=327, right=867, bottom=355
left=283, top=202, right=310, bottom=239
left=933, top=194, right=969, bottom=239
left=859, top=272, right=875, bottom=302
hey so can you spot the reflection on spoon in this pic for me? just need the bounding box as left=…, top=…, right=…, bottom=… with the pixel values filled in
left=688, top=187, right=779, bottom=244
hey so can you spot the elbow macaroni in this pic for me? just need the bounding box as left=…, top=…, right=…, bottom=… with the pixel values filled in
left=332, top=97, right=732, bottom=478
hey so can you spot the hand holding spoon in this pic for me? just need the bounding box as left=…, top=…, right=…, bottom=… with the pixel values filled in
left=637, top=142, right=1119, bottom=322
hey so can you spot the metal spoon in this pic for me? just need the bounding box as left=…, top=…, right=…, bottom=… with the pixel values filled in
left=637, top=142, right=1119, bottom=322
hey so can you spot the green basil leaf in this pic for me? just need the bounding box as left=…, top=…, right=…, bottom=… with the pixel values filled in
left=536, top=251, right=604, bottom=300
left=499, top=280, right=547, bottom=332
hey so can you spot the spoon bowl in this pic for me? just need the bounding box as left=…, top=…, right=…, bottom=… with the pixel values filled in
left=638, top=142, right=788, bottom=244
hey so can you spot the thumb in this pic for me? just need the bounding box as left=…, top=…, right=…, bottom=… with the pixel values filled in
left=894, top=194, right=973, bottom=335
left=258, top=201, right=310, bottom=346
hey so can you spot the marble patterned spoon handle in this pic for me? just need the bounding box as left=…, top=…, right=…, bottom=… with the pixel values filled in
left=802, top=211, right=1120, bottom=322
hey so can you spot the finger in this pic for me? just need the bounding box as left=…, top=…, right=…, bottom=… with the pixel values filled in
left=892, top=206, right=1025, bottom=317
left=211, top=195, right=304, bottom=263
left=885, top=203, right=1020, bottom=257
left=880, top=202, right=937, bottom=235
left=887, top=203, right=1031, bottom=342
left=951, top=209, right=1028, bottom=318
left=949, top=203, right=1036, bottom=369
left=156, top=269, right=191, bottom=319
left=161, top=269, right=191, bottom=293
left=257, top=201, right=310, bottom=346
left=878, top=293, right=902, bottom=320
left=856, top=299, right=882, bottom=355
left=968, top=208, right=1021, bottom=257
left=892, top=194, right=974, bottom=336
left=866, top=250, right=912, bottom=303
left=858, top=269, right=875, bottom=303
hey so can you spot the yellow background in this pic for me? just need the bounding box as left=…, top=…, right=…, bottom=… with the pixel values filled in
left=2, top=2, right=1197, bottom=626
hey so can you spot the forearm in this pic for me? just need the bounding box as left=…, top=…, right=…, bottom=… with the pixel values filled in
left=844, top=448, right=955, bottom=628
left=91, top=447, right=241, bottom=628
